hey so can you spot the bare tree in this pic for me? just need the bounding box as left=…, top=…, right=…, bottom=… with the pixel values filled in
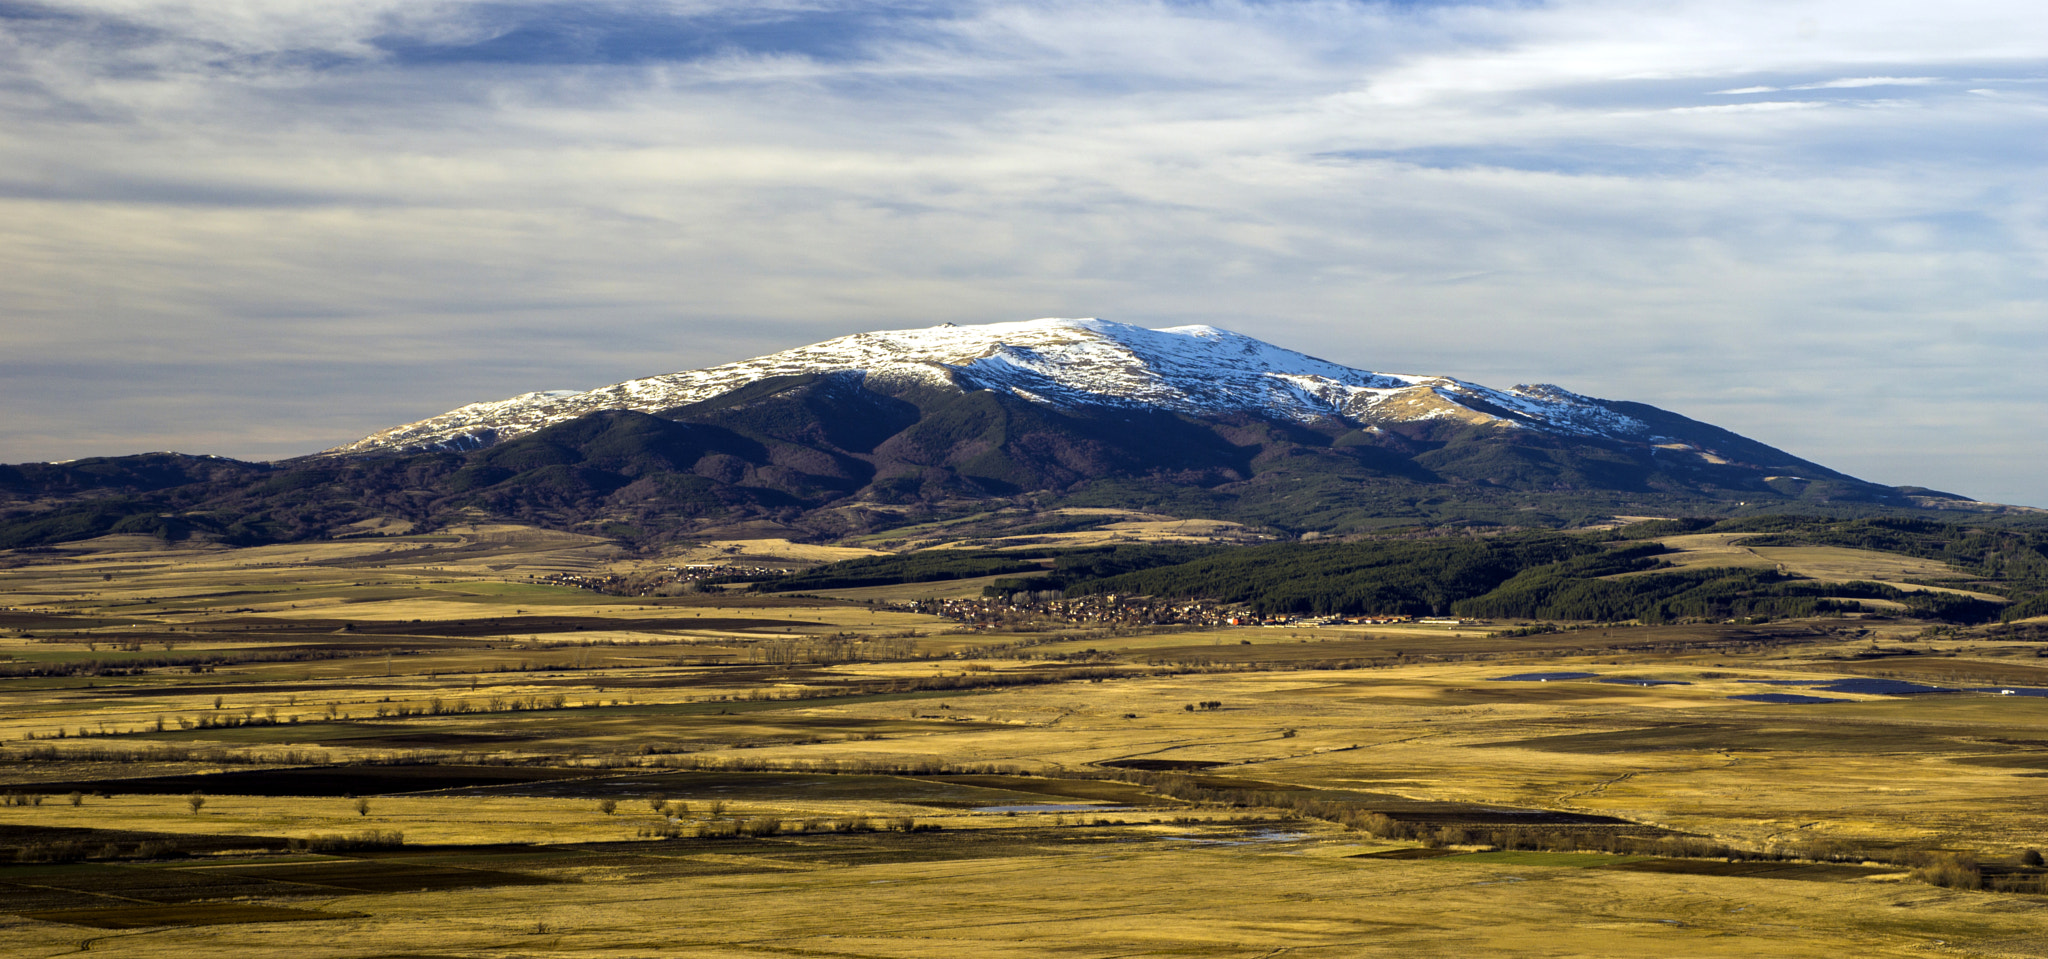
left=187, top=793, right=206, bottom=815
left=598, top=799, right=618, bottom=815
left=355, top=798, right=371, bottom=817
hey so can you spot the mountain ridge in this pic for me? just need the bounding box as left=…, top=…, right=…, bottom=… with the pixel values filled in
left=326, top=319, right=1659, bottom=458
left=7, top=318, right=2036, bottom=552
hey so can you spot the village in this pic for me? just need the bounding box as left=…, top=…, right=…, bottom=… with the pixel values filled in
left=534, top=563, right=797, bottom=597
left=535, top=567, right=1485, bottom=632
left=894, top=593, right=1481, bottom=632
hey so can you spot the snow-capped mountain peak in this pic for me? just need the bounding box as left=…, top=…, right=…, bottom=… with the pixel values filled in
left=325, top=318, right=1647, bottom=455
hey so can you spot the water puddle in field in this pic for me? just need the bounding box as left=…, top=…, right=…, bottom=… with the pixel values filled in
left=1735, top=678, right=1959, bottom=696
left=1599, top=678, right=1692, bottom=687
left=1165, top=829, right=1309, bottom=846
left=1812, top=678, right=1953, bottom=696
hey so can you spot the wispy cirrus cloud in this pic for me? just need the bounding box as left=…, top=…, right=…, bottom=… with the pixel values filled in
left=1791, top=75, right=1942, bottom=88
left=1, top=0, right=2045, bottom=504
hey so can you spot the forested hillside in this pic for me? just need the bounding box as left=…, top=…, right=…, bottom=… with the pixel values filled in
left=783, top=517, right=2045, bottom=625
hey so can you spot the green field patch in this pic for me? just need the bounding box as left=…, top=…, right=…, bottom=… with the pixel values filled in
left=20, top=903, right=353, bottom=928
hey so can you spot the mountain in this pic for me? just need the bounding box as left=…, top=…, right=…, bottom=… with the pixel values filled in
left=4, top=319, right=2010, bottom=551
left=331, top=319, right=1656, bottom=455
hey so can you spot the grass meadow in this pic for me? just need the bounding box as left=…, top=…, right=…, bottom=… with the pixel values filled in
left=3, top=525, right=2047, bottom=956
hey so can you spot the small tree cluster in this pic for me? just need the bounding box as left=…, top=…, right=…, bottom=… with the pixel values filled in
left=1911, top=852, right=1982, bottom=890
left=287, top=830, right=404, bottom=853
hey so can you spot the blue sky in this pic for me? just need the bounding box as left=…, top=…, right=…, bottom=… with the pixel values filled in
left=2, top=0, right=2044, bottom=505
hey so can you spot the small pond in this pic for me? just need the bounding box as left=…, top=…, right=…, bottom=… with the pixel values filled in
left=1166, top=829, right=1308, bottom=846
left=1736, top=678, right=1957, bottom=696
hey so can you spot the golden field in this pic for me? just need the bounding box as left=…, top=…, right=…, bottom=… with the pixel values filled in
left=4, top=526, right=2047, bottom=957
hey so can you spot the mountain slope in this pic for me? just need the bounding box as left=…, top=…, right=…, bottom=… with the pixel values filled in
left=328, top=319, right=1658, bottom=456
left=9, top=318, right=2012, bottom=551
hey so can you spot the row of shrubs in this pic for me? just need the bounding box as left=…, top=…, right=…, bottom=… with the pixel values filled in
left=1913, top=850, right=2048, bottom=892
left=636, top=816, right=933, bottom=839
left=8, top=838, right=197, bottom=863
left=287, top=830, right=405, bottom=852
left=4, top=829, right=403, bottom=864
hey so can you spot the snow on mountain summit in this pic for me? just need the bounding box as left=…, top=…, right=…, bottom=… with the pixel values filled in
left=325, top=318, right=1648, bottom=455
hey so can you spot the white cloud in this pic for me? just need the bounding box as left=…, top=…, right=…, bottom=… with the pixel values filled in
left=1667, top=100, right=1829, bottom=113
left=1791, top=76, right=1942, bottom=88
left=1, top=0, right=2045, bottom=505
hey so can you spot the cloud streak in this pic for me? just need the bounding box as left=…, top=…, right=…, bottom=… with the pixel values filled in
left=2, top=0, right=2045, bottom=505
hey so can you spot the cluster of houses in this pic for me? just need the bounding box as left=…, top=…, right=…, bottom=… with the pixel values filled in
left=1226, top=614, right=1482, bottom=627
left=897, top=594, right=1490, bottom=631
left=896, top=594, right=1250, bottom=631
left=891, top=595, right=1490, bottom=632
left=535, top=571, right=632, bottom=595
left=534, top=565, right=795, bottom=597
left=1227, top=613, right=1417, bottom=627
left=666, top=564, right=795, bottom=583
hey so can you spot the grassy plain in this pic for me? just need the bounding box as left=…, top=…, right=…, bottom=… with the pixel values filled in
left=1651, top=534, right=2012, bottom=602
left=5, top=525, right=2048, bottom=957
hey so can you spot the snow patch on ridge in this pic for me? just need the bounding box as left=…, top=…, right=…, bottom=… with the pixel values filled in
left=325, top=318, right=1649, bottom=455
